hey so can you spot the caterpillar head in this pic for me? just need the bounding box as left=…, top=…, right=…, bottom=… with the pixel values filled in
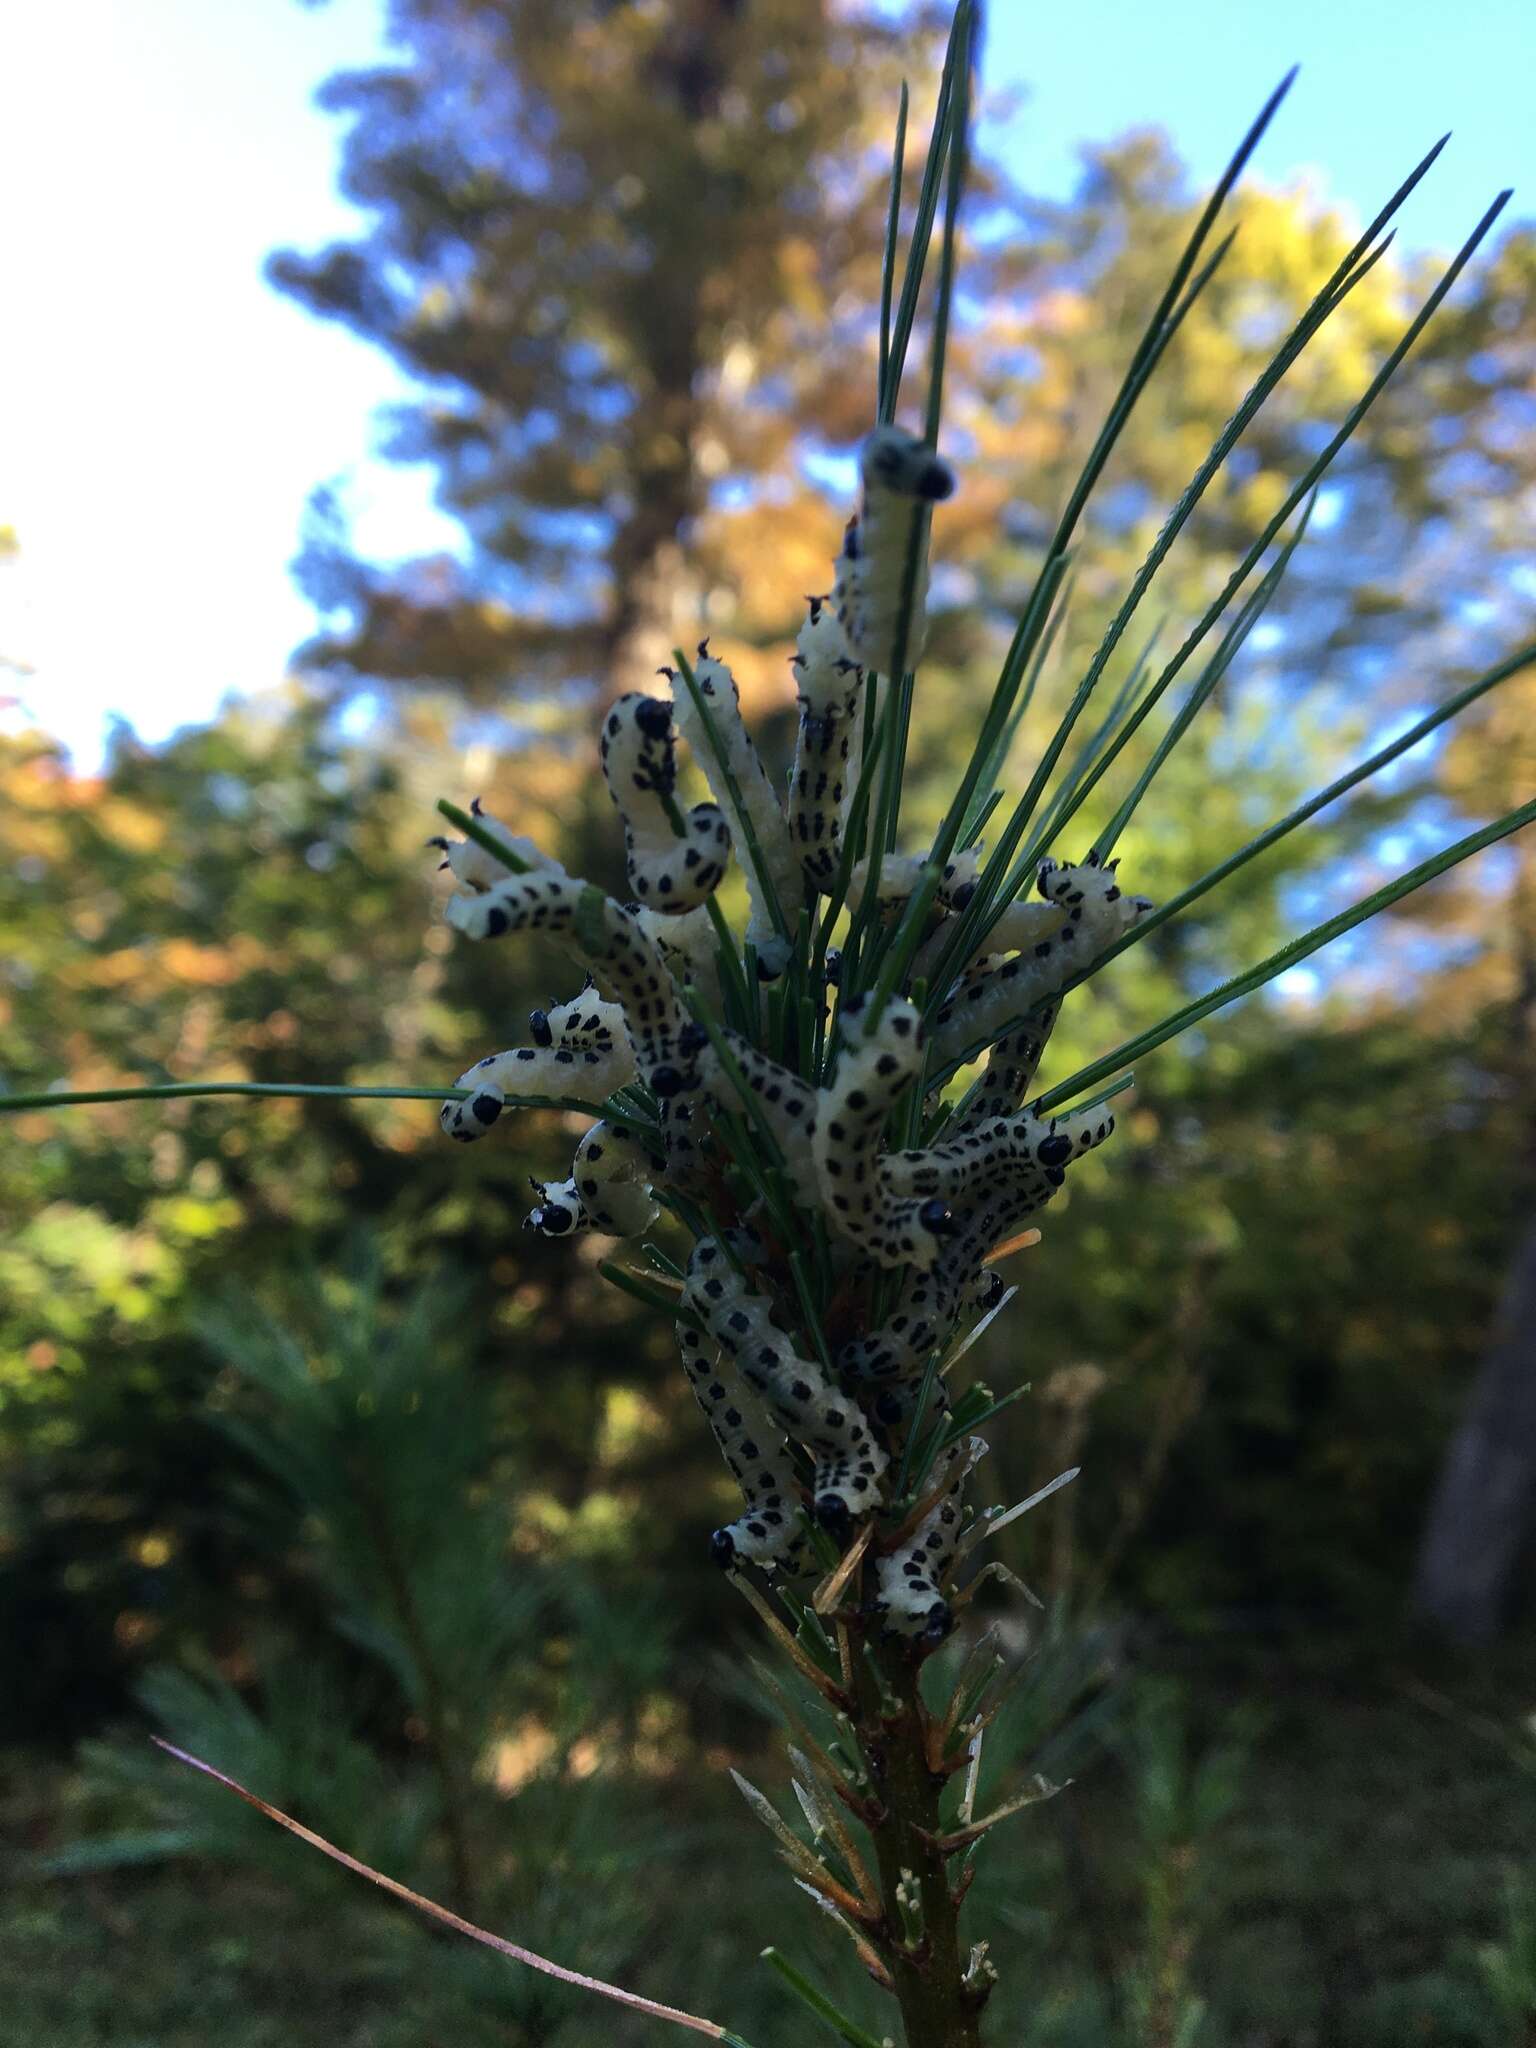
left=860, top=425, right=956, bottom=503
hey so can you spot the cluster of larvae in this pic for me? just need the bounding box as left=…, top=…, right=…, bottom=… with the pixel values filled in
left=433, top=428, right=1151, bottom=1640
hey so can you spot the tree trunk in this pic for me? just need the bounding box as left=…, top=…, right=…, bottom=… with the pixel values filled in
left=1413, top=1215, right=1536, bottom=1644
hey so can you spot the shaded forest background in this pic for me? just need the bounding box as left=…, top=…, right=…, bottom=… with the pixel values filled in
left=2, top=2, right=1535, bottom=2042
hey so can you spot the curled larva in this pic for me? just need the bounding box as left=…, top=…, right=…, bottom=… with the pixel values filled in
left=687, top=1239, right=888, bottom=1531
left=440, top=993, right=636, bottom=1141
left=427, top=798, right=570, bottom=891
left=874, top=1436, right=987, bottom=1642
left=815, top=996, right=956, bottom=1273
left=600, top=692, right=731, bottom=913
left=445, top=871, right=684, bottom=1070
left=832, top=425, right=955, bottom=679
left=788, top=597, right=863, bottom=889
left=928, top=856, right=1153, bottom=1069
left=676, top=1308, right=808, bottom=1573
left=524, top=1118, right=663, bottom=1239
left=666, top=647, right=803, bottom=975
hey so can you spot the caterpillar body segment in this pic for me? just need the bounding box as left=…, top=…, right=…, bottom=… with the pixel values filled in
left=445, top=872, right=685, bottom=1069
left=429, top=800, right=569, bottom=891
left=788, top=598, right=862, bottom=889
left=815, top=996, right=955, bottom=1272
left=955, top=1002, right=1062, bottom=1130
left=929, top=857, right=1153, bottom=1068
left=832, top=426, right=955, bottom=679
left=676, top=1318, right=809, bottom=1573
left=524, top=1119, right=664, bottom=1239
left=600, top=692, right=731, bottom=913
left=440, top=994, right=637, bottom=1141
left=846, top=844, right=982, bottom=924
left=631, top=903, right=724, bottom=1013
left=839, top=1108, right=1114, bottom=1386
left=700, top=1032, right=820, bottom=1205
left=882, top=1099, right=1117, bottom=1202
left=912, top=895, right=1067, bottom=988
left=667, top=649, right=804, bottom=975
left=874, top=1437, right=987, bottom=1642
left=686, top=1239, right=888, bottom=1529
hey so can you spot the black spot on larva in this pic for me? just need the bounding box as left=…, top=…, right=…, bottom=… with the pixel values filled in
left=678, top=1022, right=709, bottom=1056
left=471, top=1093, right=500, bottom=1126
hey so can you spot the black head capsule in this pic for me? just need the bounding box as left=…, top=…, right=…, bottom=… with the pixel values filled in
left=917, top=1197, right=957, bottom=1236
left=948, top=879, right=976, bottom=911
left=824, top=948, right=843, bottom=987
left=528, top=1008, right=553, bottom=1047
left=921, top=1600, right=956, bottom=1649
left=1036, top=1133, right=1074, bottom=1168
left=874, top=1390, right=905, bottom=1427
left=815, top=1494, right=854, bottom=1545
left=634, top=696, right=672, bottom=740
left=709, top=1528, right=737, bottom=1571
left=650, top=1064, right=687, bottom=1099
left=526, top=1204, right=574, bottom=1235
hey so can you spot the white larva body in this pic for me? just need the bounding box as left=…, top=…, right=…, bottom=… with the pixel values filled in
left=832, top=426, right=955, bottom=678
left=429, top=801, right=570, bottom=891
left=788, top=598, right=863, bottom=890
left=524, top=1118, right=663, bottom=1240
left=875, top=1437, right=987, bottom=1640
left=686, top=1238, right=888, bottom=1528
left=599, top=692, right=731, bottom=914
left=632, top=903, right=723, bottom=1011
left=700, top=1032, right=821, bottom=1207
left=928, top=857, right=1153, bottom=1069
left=676, top=1304, right=808, bottom=1574
left=668, top=649, right=803, bottom=976
left=840, top=1102, right=1118, bottom=1386
left=445, top=870, right=683, bottom=1069
left=814, top=996, right=956, bottom=1273
left=440, top=993, right=635, bottom=1141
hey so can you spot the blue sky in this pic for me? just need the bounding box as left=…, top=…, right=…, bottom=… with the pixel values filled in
left=0, top=0, right=1529, bottom=767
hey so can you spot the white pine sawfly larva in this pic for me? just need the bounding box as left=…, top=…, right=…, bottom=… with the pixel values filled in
left=426, top=797, right=570, bottom=890
left=676, top=1296, right=808, bottom=1573
left=846, top=844, right=983, bottom=924
left=953, top=1001, right=1062, bottom=1130
left=525, top=1118, right=664, bottom=1239
left=440, top=992, right=635, bottom=1141
left=599, top=692, right=731, bottom=913
left=928, top=856, right=1153, bottom=1069
left=687, top=1238, right=888, bottom=1532
left=874, top=1436, right=987, bottom=1642
left=700, top=1032, right=821, bottom=1206
left=839, top=1103, right=1116, bottom=1388
left=814, top=996, right=958, bottom=1273
left=832, top=426, right=955, bottom=679
left=631, top=902, right=723, bottom=1012
left=665, top=646, right=803, bottom=977
left=445, top=871, right=684, bottom=1070
left=788, top=597, right=862, bottom=889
